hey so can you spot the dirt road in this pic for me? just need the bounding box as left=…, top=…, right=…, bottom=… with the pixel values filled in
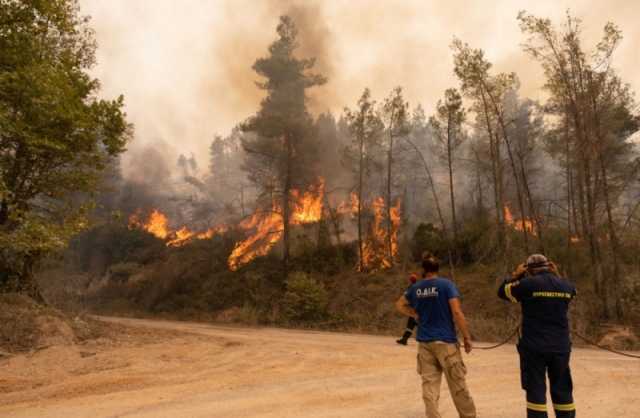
left=1, top=317, right=638, bottom=417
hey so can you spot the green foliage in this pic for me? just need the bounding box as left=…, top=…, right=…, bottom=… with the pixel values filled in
left=0, top=0, right=131, bottom=294
left=411, top=223, right=449, bottom=262
left=291, top=242, right=357, bottom=276
left=68, top=224, right=165, bottom=274
left=240, top=16, right=327, bottom=268
left=282, top=272, right=328, bottom=322
left=241, top=15, right=326, bottom=192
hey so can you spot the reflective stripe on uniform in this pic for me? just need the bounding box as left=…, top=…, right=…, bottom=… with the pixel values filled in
left=526, top=402, right=547, bottom=412
left=553, top=403, right=576, bottom=411
left=532, top=291, right=572, bottom=299
left=505, top=283, right=518, bottom=303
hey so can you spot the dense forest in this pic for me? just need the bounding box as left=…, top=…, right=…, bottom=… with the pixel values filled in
left=1, top=1, right=639, bottom=341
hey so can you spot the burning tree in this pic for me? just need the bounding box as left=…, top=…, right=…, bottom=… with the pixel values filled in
left=128, top=209, right=226, bottom=247
left=343, top=88, right=384, bottom=272
left=381, top=87, right=409, bottom=267
left=240, top=16, right=326, bottom=275
left=361, top=197, right=402, bottom=270
left=227, top=179, right=325, bottom=271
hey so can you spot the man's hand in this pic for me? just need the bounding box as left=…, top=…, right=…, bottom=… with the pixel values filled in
left=548, top=261, right=560, bottom=276
left=463, top=337, right=473, bottom=354
left=396, top=295, right=418, bottom=319
left=511, top=263, right=527, bottom=279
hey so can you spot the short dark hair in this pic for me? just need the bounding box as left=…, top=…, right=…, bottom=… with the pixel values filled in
left=422, top=256, right=440, bottom=273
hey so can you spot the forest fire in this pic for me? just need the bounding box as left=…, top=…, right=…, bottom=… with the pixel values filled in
left=128, top=209, right=226, bottom=247
left=227, top=179, right=326, bottom=271
left=290, top=178, right=325, bottom=224
left=361, top=197, right=401, bottom=270
left=337, top=192, right=359, bottom=217
left=129, top=209, right=170, bottom=240
left=504, top=205, right=536, bottom=236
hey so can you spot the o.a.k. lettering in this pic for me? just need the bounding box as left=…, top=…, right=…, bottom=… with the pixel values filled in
left=416, top=287, right=439, bottom=298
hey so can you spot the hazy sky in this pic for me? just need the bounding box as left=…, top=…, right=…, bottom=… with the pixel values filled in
left=80, top=0, right=640, bottom=174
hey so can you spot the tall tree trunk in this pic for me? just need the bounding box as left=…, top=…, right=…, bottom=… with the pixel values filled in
left=403, top=137, right=455, bottom=278
left=282, top=136, right=293, bottom=277
left=0, top=199, right=8, bottom=226
left=446, top=116, right=458, bottom=246
left=598, top=153, right=624, bottom=319
left=590, top=83, right=624, bottom=319
left=565, top=116, right=574, bottom=277
left=484, top=85, right=530, bottom=254
left=357, top=133, right=365, bottom=272
left=571, top=104, right=610, bottom=317
left=19, top=256, right=45, bottom=304
left=386, top=122, right=394, bottom=266
left=479, top=91, right=507, bottom=269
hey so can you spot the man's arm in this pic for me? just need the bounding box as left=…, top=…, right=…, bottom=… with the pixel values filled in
left=498, top=278, right=519, bottom=302
left=449, top=297, right=472, bottom=353
left=498, top=263, right=527, bottom=302
left=395, top=295, right=418, bottom=320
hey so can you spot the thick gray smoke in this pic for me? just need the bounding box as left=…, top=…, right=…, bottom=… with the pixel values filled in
left=81, top=0, right=640, bottom=178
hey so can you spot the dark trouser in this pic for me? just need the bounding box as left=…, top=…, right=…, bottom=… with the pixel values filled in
left=406, top=316, right=417, bottom=331
left=397, top=317, right=418, bottom=344
left=518, top=345, right=576, bottom=418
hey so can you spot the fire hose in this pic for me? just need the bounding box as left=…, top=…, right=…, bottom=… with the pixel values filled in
left=571, top=330, right=640, bottom=359
left=470, top=325, right=640, bottom=359
left=473, top=326, right=520, bottom=350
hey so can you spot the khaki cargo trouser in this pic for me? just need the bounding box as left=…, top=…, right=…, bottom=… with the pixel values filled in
left=417, top=341, right=476, bottom=418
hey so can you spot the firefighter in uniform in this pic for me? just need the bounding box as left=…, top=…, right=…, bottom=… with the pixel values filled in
left=397, top=273, right=419, bottom=345
left=498, top=254, right=577, bottom=418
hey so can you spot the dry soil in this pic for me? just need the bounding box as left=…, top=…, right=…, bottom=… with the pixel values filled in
left=1, top=316, right=638, bottom=417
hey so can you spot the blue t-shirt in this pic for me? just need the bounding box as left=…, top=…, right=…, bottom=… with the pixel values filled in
left=405, top=277, right=460, bottom=343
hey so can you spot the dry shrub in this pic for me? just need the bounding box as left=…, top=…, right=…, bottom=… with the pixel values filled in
left=283, top=272, right=329, bottom=322
left=0, top=293, right=75, bottom=353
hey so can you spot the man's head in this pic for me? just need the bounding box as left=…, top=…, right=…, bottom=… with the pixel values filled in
left=422, top=255, right=440, bottom=275
left=526, top=254, right=550, bottom=275
left=409, top=273, right=418, bottom=284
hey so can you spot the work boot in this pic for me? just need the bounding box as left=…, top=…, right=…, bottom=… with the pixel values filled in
left=396, top=330, right=412, bottom=345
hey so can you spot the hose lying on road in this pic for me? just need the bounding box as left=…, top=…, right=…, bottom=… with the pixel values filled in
left=571, top=330, right=640, bottom=359
left=470, top=326, right=640, bottom=359
left=473, top=326, right=520, bottom=350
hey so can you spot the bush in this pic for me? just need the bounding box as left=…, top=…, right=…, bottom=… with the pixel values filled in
left=282, top=272, right=328, bottom=322
left=411, top=223, right=449, bottom=261
left=108, top=262, right=142, bottom=282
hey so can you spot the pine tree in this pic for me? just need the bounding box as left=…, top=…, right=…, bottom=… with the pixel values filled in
left=343, top=88, right=384, bottom=271
left=241, top=16, right=326, bottom=274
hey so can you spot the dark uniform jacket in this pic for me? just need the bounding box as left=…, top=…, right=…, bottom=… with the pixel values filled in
left=498, top=272, right=577, bottom=353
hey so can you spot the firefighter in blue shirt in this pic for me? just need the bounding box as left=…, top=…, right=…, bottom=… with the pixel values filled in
left=397, top=256, right=477, bottom=418
left=498, top=254, right=577, bottom=418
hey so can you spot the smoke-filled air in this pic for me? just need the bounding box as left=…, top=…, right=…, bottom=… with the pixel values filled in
left=1, top=1, right=639, bottom=416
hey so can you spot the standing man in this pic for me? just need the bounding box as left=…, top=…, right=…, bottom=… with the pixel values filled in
left=397, top=273, right=419, bottom=345
left=396, top=256, right=477, bottom=418
left=498, top=254, right=577, bottom=418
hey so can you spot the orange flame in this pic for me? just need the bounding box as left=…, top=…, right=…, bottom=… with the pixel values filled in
left=504, top=205, right=536, bottom=236
left=361, top=197, right=401, bottom=271
left=129, top=209, right=225, bottom=247
left=129, top=209, right=170, bottom=240
left=227, top=179, right=325, bottom=270
left=291, top=178, right=324, bottom=225
left=227, top=207, right=283, bottom=270
left=337, top=192, right=359, bottom=217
